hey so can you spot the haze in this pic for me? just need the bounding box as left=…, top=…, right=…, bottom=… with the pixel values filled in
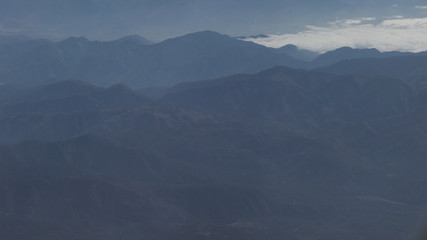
left=3, top=1, right=427, bottom=239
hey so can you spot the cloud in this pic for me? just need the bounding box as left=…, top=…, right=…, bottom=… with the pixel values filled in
left=328, top=17, right=376, bottom=27
left=244, top=17, right=427, bottom=53
left=415, top=6, right=427, bottom=9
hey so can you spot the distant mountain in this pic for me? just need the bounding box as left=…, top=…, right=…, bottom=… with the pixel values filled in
left=114, top=34, right=153, bottom=45
left=274, top=44, right=319, bottom=61
left=0, top=31, right=306, bottom=88
left=3, top=32, right=427, bottom=89
left=318, top=55, right=427, bottom=82
left=310, top=46, right=416, bottom=68
left=1, top=79, right=148, bottom=113
left=123, top=30, right=306, bottom=87
left=0, top=80, right=150, bottom=142
left=4, top=32, right=427, bottom=90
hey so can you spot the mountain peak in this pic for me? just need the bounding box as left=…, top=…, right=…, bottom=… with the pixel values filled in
left=190, top=30, right=227, bottom=36
left=60, top=36, right=89, bottom=43
left=181, top=30, right=232, bottom=40
left=163, top=30, right=232, bottom=43
left=114, top=35, right=152, bottom=45
left=333, top=46, right=380, bottom=53
left=312, top=46, right=383, bottom=67
left=58, top=36, right=90, bottom=48
left=280, top=44, right=298, bottom=51
left=275, top=44, right=319, bottom=61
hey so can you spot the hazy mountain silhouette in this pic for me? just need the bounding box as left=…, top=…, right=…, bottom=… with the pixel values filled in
left=114, top=35, right=153, bottom=45
left=123, top=30, right=307, bottom=87
left=0, top=31, right=307, bottom=88
left=310, top=46, right=417, bottom=68
left=3, top=31, right=427, bottom=91
left=274, top=44, right=319, bottom=61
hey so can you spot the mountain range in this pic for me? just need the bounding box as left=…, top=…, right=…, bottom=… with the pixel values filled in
left=0, top=31, right=303, bottom=88
left=1, top=62, right=427, bottom=239
left=2, top=30, right=427, bottom=89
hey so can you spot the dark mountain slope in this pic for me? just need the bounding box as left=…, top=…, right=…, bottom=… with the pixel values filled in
left=1, top=66, right=427, bottom=239
left=318, top=55, right=427, bottom=81
left=0, top=80, right=148, bottom=114
left=0, top=80, right=151, bottom=142
left=0, top=132, right=317, bottom=239
left=0, top=176, right=189, bottom=240
left=163, top=66, right=416, bottom=123
left=0, top=134, right=201, bottom=184
left=160, top=66, right=427, bottom=206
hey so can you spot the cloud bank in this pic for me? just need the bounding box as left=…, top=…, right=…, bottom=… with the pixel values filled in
left=244, top=17, right=427, bottom=53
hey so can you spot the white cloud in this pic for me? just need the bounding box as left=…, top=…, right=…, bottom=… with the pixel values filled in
left=415, top=6, right=427, bottom=9
left=244, top=17, right=427, bottom=53
left=329, top=17, right=376, bottom=27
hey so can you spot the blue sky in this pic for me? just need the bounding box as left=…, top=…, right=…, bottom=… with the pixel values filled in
left=1, top=0, right=427, bottom=51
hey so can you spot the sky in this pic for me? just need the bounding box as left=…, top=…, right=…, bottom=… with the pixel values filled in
left=1, top=0, right=427, bottom=52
